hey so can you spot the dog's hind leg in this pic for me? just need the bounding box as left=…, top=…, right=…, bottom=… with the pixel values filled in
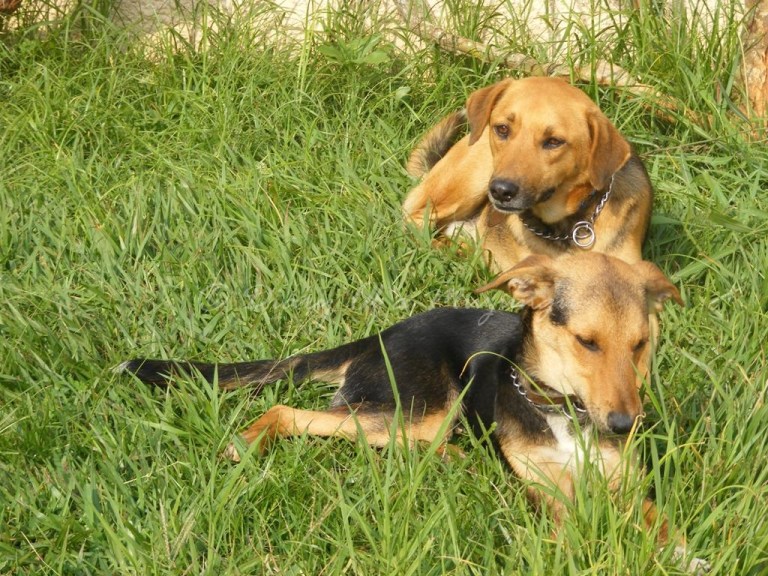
left=225, top=405, right=382, bottom=460
left=402, top=133, right=493, bottom=230
left=224, top=404, right=458, bottom=462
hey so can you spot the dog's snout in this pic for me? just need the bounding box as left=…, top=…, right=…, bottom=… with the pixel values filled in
left=489, top=178, right=519, bottom=204
left=606, top=411, right=637, bottom=435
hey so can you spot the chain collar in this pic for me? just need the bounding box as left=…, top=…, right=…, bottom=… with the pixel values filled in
left=521, top=173, right=615, bottom=250
left=509, top=366, right=588, bottom=423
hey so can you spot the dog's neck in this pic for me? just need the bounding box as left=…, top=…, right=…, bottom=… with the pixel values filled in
left=518, top=158, right=626, bottom=249
left=519, top=185, right=608, bottom=248
left=509, top=364, right=588, bottom=423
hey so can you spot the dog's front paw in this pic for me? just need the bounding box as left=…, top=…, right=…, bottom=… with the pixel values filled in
left=686, top=556, right=711, bottom=575
left=222, top=430, right=272, bottom=462
left=222, top=441, right=242, bottom=462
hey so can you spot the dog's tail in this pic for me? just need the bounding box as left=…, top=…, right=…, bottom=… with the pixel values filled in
left=118, top=340, right=368, bottom=391
left=405, top=109, right=467, bottom=179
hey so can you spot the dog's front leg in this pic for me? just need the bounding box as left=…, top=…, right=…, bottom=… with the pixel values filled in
left=497, top=432, right=708, bottom=573
left=641, top=499, right=710, bottom=574
left=596, top=440, right=710, bottom=573
left=495, top=434, right=577, bottom=523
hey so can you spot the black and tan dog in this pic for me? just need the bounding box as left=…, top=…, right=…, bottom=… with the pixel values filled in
left=403, top=77, right=653, bottom=271
left=120, top=253, right=697, bottom=554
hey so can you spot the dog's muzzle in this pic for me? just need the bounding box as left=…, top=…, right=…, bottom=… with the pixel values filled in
left=488, top=178, right=538, bottom=212
left=606, top=411, right=640, bottom=435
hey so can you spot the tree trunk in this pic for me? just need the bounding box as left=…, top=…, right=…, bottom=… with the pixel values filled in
left=740, top=0, right=768, bottom=118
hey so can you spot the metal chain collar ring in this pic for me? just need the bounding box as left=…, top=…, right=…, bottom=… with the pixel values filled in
left=522, top=172, right=615, bottom=249
left=509, top=366, right=588, bottom=423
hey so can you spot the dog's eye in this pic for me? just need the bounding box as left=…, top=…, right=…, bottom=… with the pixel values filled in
left=576, top=335, right=600, bottom=352
left=493, top=124, right=510, bottom=139
left=543, top=137, right=565, bottom=149
left=632, top=339, right=648, bottom=353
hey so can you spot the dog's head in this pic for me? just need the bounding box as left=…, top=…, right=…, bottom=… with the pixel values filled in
left=477, top=253, right=683, bottom=434
left=465, top=77, right=630, bottom=222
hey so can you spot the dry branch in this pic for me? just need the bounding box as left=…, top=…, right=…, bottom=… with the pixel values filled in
left=392, top=0, right=684, bottom=120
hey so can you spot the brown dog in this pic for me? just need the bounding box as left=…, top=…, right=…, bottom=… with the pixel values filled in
left=403, top=77, right=653, bottom=271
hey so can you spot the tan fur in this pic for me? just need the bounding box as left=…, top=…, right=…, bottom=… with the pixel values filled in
left=403, top=77, right=652, bottom=271
left=476, top=253, right=682, bottom=432
left=226, top=385, right=462, bottom=461
left=495, top=415, right=626, bottom=522
left=473, top=254, right=687, bottom=552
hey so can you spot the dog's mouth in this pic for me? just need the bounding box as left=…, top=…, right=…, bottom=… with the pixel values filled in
left=512, top=370, right=644, bottom=433
left=489, top=200, right=524, bottom=214
left=487, top=186, right=554, bottom=213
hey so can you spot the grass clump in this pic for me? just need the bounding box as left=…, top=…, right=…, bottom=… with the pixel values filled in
left=1, top=1, right=766, bottom=574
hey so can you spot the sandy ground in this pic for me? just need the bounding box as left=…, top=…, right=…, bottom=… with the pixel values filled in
left=4, top=0, right=736, bottom=52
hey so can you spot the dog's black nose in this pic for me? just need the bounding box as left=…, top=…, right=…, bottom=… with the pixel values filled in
left=489, top=178, right=519, bottom=204
left=607, top=411, right=636, bottom=434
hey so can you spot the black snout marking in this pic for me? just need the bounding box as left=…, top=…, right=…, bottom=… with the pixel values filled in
left=607, top=411, right=636, bottom=434
left=489, top=178, right=519, bottom=204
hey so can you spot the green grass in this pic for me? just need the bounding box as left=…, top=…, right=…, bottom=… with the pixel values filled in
left=1, top=1, right=767, bottom=574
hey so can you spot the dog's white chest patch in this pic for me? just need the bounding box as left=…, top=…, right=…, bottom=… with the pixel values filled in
left=443, top=220, right=478, bottom=238
left=545, top=415, right=593, bottom=470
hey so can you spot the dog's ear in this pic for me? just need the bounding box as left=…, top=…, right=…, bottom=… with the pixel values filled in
left=635, top=261, right=684, bottom=312
left=466, top=80, right=512, bottom=145
left=586, top=111, right=631, bottom=191
left=475, top=254, right=556, bottom=309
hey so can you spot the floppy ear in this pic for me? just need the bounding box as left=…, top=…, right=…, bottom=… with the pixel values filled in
left=474, top=254, right=557, bottom=309
left=586, top=110, right=631, bottom=191
left=466, top=79, right=512, bottom=145
left=635, top=261, right=684, bottom=313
